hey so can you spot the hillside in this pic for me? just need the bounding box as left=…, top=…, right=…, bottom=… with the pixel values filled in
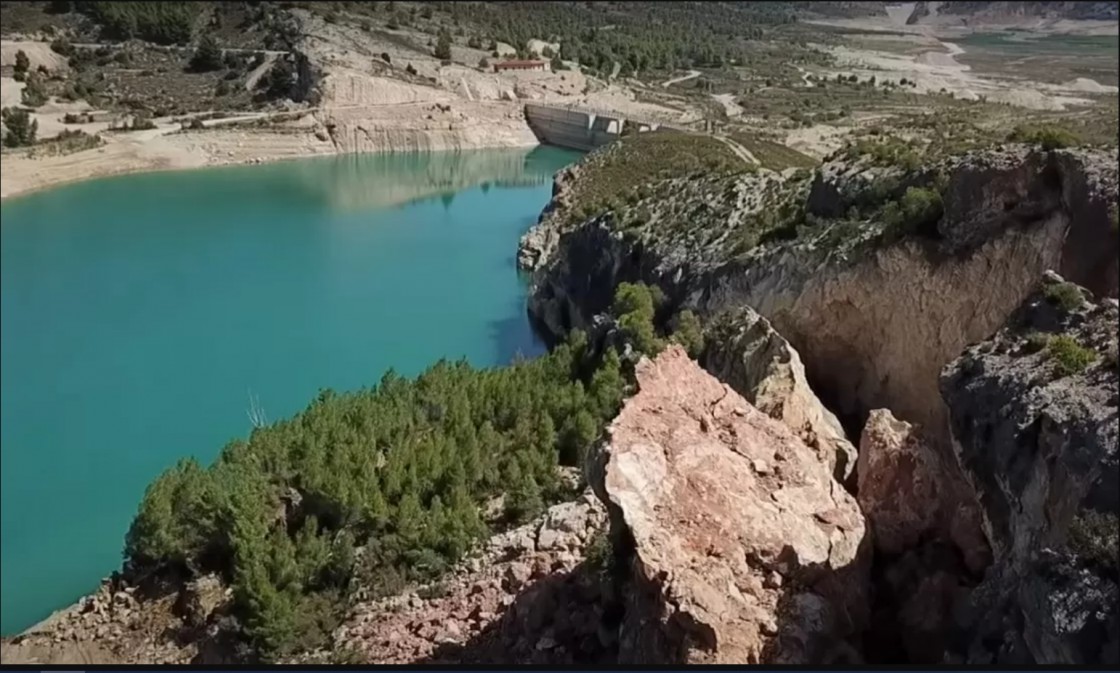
left=906, top=0, right=1120, bottom=25
left=1, top=1, right=1118, bottom=666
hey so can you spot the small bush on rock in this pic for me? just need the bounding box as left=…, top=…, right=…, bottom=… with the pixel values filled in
left=1008, top=124, right=1081, bottom=151
left=1043, top=282, right=1086, bottom=312
left=1046, top=335, right=1096, bottom=377
left=670, top=310, right=704, bottom=358
left=612, top=282, right=664, bottom=358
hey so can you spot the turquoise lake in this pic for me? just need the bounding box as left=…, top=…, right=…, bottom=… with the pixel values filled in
left=0, top=145, right=581, bottom=635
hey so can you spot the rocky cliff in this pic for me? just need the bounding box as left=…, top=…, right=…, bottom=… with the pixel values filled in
left=528, top=145, right=1118, bottom=444
left=941, top=273, right=1118, bottom=664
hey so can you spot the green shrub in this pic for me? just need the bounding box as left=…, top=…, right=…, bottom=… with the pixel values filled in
left=265, top=59, right=295, bottom=99
left=1068, top=510, right=1119, bottom=577
left=21, top=71, right=49, bottom=107
left=189, top=34, right=224, bottom=72
left=611, top=282, right=664, bottom=358
left=434, top=30, right=452, bottom=61
left=1043, top=282, right=1086, bottom=312
left=130, top=115, right=157, bottom=130
left=50, top=36, right=75, bottom=57
left=881, top=186, right=944, bottom=241
left=584, top=529, right=613, bottom=577
left=1046, top=335, right=1097, bottom=377
left=1007, top=124, right=1081, bottom=151
left=13, top=49, right=30, bottom=81
left=670, top=310, right=704, bottom=358
left=843, top=136, right=923, bottom=169
left=30, top=128, right=103, bottom=156
left=1, top=107, right=38, bottom=147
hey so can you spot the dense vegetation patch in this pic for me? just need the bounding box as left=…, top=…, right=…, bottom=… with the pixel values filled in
left=1043, top=282, right=1087, bottom=312
left=841, top=135, right=924, bottom=170
left=1, top=107, right=38, bottom=147
left=1007, top=124, right=1082, bottom=150
left=1046, top=334, right=1097, bottom=377
left=126, top=336, right=628, bottom=660
left=880, top=186, right=944, bottom=242
left=75, top=1, right=202, bottom=45
left=28, top=128, right=103, bottom=156
left=441, top=0, right=799, bottom=76
left=1068, top=510, right=1119, bottom=578
left=565, top=131, right=742, bottom=223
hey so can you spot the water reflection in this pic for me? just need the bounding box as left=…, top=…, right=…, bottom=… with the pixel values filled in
left=278, top=146, right=567, bottom=213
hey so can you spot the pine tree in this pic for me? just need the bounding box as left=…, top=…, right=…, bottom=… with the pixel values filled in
left=434, top=30, right=453, bottom=61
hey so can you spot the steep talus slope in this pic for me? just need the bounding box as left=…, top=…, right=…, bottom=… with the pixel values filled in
left=940, top=273, right=1119, bottom=664
left=528, top=146, right=1118, bottom=442
left=587, top=345, right=869, bottom=664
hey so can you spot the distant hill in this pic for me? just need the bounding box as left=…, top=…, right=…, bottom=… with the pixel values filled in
left=906, top=1, right=1119, bottom=25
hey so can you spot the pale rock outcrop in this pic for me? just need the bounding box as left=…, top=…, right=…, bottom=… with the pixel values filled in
left=175, top=575, right=229, bottom=628
left=518, top=164, right=584, bottom=270
left=703, top=306, right=858, bottom=483
left=589, top=345, right=869, bottom=664
left=857, top=409, right=989, bottom=572
left=941, top=273, right=1119, bottom=665
left=312, top=493, right=611, bottom=665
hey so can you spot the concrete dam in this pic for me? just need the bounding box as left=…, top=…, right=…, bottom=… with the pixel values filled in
left=523, top=103, right=684, bottom=151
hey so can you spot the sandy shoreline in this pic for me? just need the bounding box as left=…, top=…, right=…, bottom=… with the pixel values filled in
left=0, top=106, right=544, bottom=202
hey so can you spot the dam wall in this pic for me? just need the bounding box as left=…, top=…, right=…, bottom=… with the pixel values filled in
left=524, top=103, right=675, bottom=151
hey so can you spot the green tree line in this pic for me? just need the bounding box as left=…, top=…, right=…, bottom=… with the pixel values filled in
left=125, top=330, right=627, bottom=659
left=438, top=1, right=796, bottom=75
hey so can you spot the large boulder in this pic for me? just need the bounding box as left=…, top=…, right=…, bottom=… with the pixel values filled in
left=857, top=409, right=989, bottom=572
left=941, top=272, right=1119, bottom=665
left=703, top=306, right=858, bottom=483
left=588, top=345, right=869, bottom=664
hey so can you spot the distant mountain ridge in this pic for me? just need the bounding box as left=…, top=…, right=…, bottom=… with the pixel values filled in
left=906, top=1, right=1119, bottom=25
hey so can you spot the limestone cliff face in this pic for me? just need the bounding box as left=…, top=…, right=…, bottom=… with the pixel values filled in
left=587, top=345, right=869, bottom=664
left=321, top=100, right=539, bottom=155
left=517, top=164, right=584, bottom=271
left=940, top=273, right=1119, bottom=665
left=529, top=147, right=1119, bottom=442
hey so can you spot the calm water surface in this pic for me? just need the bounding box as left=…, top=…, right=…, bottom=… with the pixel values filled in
left=0, top=146, right=580, bottom=634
